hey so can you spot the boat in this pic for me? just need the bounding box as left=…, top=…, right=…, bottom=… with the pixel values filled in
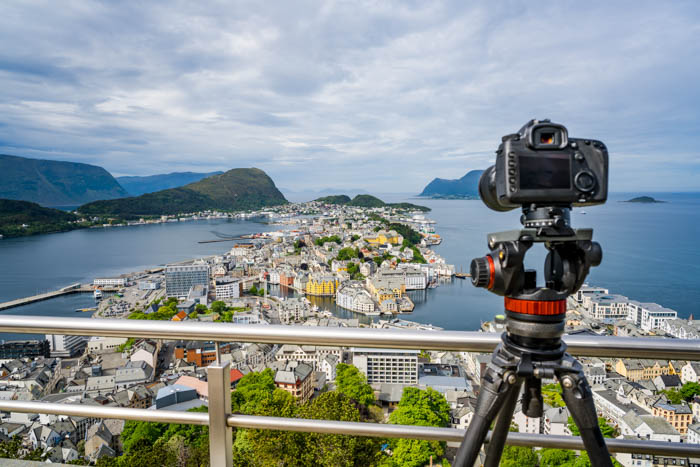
left=93, top=289, right=102, bottom=300
left=454, top=272, right=470, bottom=279
left=75, top=307, right=97, bottom=313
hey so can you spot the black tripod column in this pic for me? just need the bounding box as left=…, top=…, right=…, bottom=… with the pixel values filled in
left=556, top=356, right=613, bottom=467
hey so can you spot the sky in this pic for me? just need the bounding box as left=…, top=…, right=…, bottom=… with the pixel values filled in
left=0, top=1, right=699, bottom=193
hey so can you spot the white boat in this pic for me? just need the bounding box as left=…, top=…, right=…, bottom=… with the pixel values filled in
left=93, top=289, right=102, bottom=300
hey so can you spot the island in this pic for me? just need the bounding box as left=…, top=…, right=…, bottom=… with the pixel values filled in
left=419, top=169, right=483, bottom=199
left=623, top=196, right=665, bottom=203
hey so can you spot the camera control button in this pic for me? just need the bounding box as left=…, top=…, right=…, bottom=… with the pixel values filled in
left=508, top=169, right=515, bottom=176
left=509, top=177, right=515, bottom=184
left=575, top=152, right=584, bottom=161
left=574, top=171, right=596, bottom=192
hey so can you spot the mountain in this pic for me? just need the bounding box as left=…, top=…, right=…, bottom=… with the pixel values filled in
left=0, top=154, right=128, bottom=206
left=116, top=171, right=224, bottom=196
left=419, top=169, right=484, bottom=198
left=314, top=195, right=352, bottom=204
left=0, top=198, right=79, bottom=237
left=624, top=196, right=665, bottom=203
left=78, top=168, right=287, bottom=218
left=314, top=194, right=430, bottom=212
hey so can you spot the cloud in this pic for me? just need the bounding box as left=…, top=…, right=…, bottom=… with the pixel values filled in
left=0, top=1, right=698, bottom=191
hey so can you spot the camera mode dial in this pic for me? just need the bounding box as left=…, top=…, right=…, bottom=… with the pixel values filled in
left=574, top=170, right=596, bottom=192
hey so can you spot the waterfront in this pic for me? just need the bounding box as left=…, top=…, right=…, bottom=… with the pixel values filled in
left=1, top=192, right=699, bottom=342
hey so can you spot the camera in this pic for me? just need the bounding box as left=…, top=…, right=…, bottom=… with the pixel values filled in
left=479, top=119, right=608, bottom=212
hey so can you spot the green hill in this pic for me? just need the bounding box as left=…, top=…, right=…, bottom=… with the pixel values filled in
left=0, top=154, right=128, bottom=206
left=348, top=194, right=386, bottom=208
left=78, top=168, right=287, bottom=218
left=315, top=195, right=352, bottom=204
left=624, top=196, right=665, bottom=203
left=313, top=194, right=429, bottom=211
left=116, top=171, right=224, bottom=196
left=0, top=199, right=79, bottom=237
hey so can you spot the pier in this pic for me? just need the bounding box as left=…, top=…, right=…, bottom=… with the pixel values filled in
left=0, top=284, right=119, bottom=311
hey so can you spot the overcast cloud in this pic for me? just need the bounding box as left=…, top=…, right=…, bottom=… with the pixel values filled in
left=0, top=1, right=698, bottom=192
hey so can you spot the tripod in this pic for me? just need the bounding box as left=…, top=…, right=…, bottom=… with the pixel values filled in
left=453, top=206, right=613, bottom=467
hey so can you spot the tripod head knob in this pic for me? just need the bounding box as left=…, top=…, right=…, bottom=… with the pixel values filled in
left=470, top=256, right=492, bottom=288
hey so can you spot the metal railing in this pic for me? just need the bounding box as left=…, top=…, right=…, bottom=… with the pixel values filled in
left=0, top=315, right=699, bottom=466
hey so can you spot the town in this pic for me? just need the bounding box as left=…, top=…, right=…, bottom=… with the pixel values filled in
left=0, top=199, right=696, bottom=466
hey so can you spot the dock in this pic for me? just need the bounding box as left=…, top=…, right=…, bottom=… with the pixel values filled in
left=0, top=284, right=119, bottom=311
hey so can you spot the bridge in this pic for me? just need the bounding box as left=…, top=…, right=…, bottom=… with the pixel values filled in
left=0, top=283, right=120, bottom=311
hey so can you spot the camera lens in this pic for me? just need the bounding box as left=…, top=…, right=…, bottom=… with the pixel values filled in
left=574, top=170, right=596, bottom=192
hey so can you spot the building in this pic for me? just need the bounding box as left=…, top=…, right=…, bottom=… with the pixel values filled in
left=274, top=361, right=314, bottom=402
left=87, top=337, right=128, bottom=354
left=0, top=340, right=50, bottom=359
left=115, top=360, right=154, bottom=390
left=584, top=294, right=629, bottom=321
left=187, top=284, right=209, bottom=307
left=279, top=298, right=309, bottom=324
left=215, top=278, right=242, bottom=300
left=174, top=341, right=218, bottom=367
left=364, top=230, right=403, bottom=245
left=305, top=274, right=339, bottom=296
left=627, top=301, right=678, bottom=332
left=352, top=348, right=418, bottom=385
left=652, top=402, right=693, bottom=435
left=46, top=334, right=87, bottom=357
left=336, top=282, right=377, bottom=315
left=137, top=280, right=160, bottom=290
left=165, top=263, right=210, bottom=298
left=615, top=359, right=670, bottom=382
left=275, top=344, right=342, bottom=372
left=681, top=362, right=700, bottom=384
left=93, top=277, right=127, bottom=287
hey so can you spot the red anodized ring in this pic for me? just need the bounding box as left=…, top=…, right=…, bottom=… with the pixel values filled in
left=486, top=255, right=495, bottom=290
left=504, top=297, right=566, bottom=316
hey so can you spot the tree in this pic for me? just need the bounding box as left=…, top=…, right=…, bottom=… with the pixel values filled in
left=661, top=388, right=684, bottom=404
left=210, top=300, right=226, bottom=314
left=335, top=363, right=375, bottom=406
left=387, top=387, right=451, bottom=466
left=337, top=247, right=358, bottom=261
left=539, top=448, right=576, bottom=466
left=500, top=444, right=538, bottom=467
left=680, top=382, right=700, bottom=401
left=194, top=303, right=208, bottom=313
left=567, top=416, right=619, bottom=438
left=298, top=391, right=384, bottom=466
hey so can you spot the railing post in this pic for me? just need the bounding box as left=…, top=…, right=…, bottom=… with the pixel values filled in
left=207, top=361, right=232, bottom=467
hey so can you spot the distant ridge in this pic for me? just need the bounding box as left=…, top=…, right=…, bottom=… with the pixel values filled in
left=116, top=171, right=224, bottom=196
left=419, top=170, right=483, bottom=198
left=0, top=198, right=79, bottom=237
left=78, top=168, right=287, bottom=218
left=314, top=194, right=430, bottom=212
left=0, top=154, right=128, bottom=206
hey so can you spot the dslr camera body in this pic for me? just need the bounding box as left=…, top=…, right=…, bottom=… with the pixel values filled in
left=479, top=119, right=608, bottom=213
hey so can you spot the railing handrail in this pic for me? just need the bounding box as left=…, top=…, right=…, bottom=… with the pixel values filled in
left=1, top=315, right=699, bottom=466
left=0, top=315, right=698, bottom=359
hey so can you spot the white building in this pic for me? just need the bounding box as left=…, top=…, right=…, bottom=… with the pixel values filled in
left=215, top=278, right=241, bottom=300
left=634, top=302, right=678, bottom=332
left=351, top=348, right=418, bottom=385
left=584, top=294, right=629, bottom=321
left=137, top=280, right=160, bottom=290
left=93, top=277, right=127, bottom=287
left=688, top=423, right=700, bottom=444
left=87, top=336, right=128, bottom=354
left=47, top=334, right=87, bottom=357
left=279, top=298, right=309, bottom=324
left=681, top=362, right=700, bottom=384
left=231, top=311, right=267, bottom=325
left=336, top=282, right=377, bottom=315
left=275, top=344, right=342, bottom=372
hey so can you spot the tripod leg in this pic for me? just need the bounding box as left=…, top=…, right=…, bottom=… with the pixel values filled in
left=483, top=379, right=522, bottom=467
left=556, top=355, right=613, bottom=467
left=453, top=353, right=519, bottom=467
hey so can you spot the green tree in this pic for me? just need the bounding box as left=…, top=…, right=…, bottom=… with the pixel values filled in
left=661, top=388, right=684, bottom=404
left=567, top=416, right=619, bottom=438
left=194, top=303, right=208, bottom=313
left=680, top=382, right=700, bottom=401
left=500, top=444, right=538, bottom=467
left=335, top=363, right=375, bottom=406
left=386, top=387, right=451, bottom=467
left=539, top=448, right=576, bottom=466
left=210, top=300, right=227, bottom=314
left=337, top=247, right=358, bottom=261
left=298, top=391, right=383, bottom=466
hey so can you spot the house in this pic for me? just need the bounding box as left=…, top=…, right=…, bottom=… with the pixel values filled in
left=85, top=421, right=114, bottom=463
left=653, top=374, right=683, bottom=392
left=543, top=406, right=570, bottom=435
left=274, top=361, right=314, bottom=402
left=652, top=401, right=693, bottom=435
left=619, top=411, right=680, bottom=442
left=130, top=340, right=158, bottom=369
left=682, top=362, right=700, bottom=384
left=45, top=439, right=79, bottom=464
left=29, top=425, right=61, bottom=450
left=115, top=360, right=154, bottom=390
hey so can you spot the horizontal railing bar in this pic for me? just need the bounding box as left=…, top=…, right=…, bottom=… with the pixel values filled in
left=0, top=400, right=209, bottom=425
left=0, top=399, right=697, bottom=456
left=227, top=415, right=700, bottom=457
left=0, top=315, right=698, bottom=359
